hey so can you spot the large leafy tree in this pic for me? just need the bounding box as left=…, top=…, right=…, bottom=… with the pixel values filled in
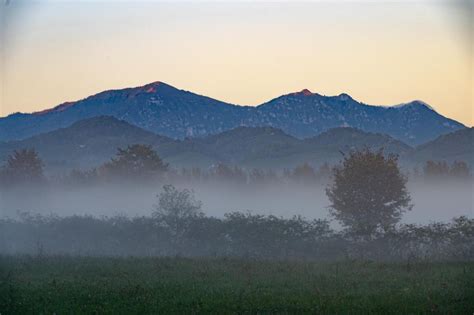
left=1, top=149, right=44, bottom=185
left=101, top=144, right=168, bottom=180
left=326, top=149, right=412, bottom=238
left=152, top=184, right=203, bottom=252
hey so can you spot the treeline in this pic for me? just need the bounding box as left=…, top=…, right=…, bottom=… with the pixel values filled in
left=1, top=211, right=472, bottom=261
left=1, top=147, right=473, bottom=261
left=420, top=160, right=471, bottom=179
left=0, top=145, right=471, bottom=188
left=61, top=161, right=333, bottom=186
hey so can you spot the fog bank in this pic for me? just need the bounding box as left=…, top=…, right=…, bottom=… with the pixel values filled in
left=1, top=179, right=472, bottom=225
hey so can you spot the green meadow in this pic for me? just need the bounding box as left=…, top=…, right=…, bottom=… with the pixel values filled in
left=1, top=256, right=473, bottom=314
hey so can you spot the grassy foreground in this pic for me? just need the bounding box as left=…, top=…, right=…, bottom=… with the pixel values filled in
left=1, top=256, right=473, bottom=314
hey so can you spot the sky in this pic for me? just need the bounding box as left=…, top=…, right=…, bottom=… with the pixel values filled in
left=0, top=0, right=472, bottom=125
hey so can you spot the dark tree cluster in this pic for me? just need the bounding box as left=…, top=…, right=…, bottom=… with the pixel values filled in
left=326, top=149, right=412, bottom=238
left=422, top=160, right=471, bottom=179
left=60, top=160, right=334, bottom=187
left=178, top=162, right=330, bottom=186
left=100, top=144, right=168, bottom=180
left=1, top=208, right=471, bottom=261
left=1, top=147, right=473, bottom=262
left=0, top=149, right=44, bottom=187
left=2, top=144, right=470, bottom=189
left=0, top=146, right=335, bottom=188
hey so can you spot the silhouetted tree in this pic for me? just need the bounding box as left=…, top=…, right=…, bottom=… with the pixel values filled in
left=450, top=161, right=470, bottom=178
left=152, top=184, right=203, bottom=252
left=292, top=163, right=316, bottom=183
left=180, top=167, right=204, bottom=181
left=448, top=216, right=474, bottom=259
left=211, top=163, right=247, bottom=184
left=326, top=149, right=412, bottom=238
left=190, top=167, right=203, bottom=181
left=423, top=160, right=449, bottom=178
left=101, top=144, right=168, bottom=180
left=249, top=168, right=278, bottom=185
left=0, top=149, right=44, bottom=185
left=317, top=162, right=332, bottom=180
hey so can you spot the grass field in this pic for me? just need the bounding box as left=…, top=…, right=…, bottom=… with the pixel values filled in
left=1, top=256, right=473, bottom=314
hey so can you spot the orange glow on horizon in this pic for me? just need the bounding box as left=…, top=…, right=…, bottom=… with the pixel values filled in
left=1, top=1, right=472, bottom=125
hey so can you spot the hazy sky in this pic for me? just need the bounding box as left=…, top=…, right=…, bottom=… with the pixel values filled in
left=1, top=0, right=472, bottom=125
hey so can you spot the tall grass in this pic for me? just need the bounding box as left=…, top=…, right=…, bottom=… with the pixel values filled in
left=1, top=255, right=473, bottom=314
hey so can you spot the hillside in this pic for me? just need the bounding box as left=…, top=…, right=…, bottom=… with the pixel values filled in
left=410, top=127, right=474, bottom=165
left=0, top=117, right=423, bottom=172
left=0, top=116, right=176, bottom=172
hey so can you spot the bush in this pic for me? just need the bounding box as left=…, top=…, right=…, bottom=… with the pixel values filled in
left=1, top=211, right=472, bottom=261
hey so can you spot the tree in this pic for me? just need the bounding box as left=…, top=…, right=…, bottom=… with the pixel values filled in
left=101, top=144, right=168, bottom=180
left=326, top=149, right=412, bottom=238
left=449, top=161, right=470, bottom=178
left=211, top=163, right=247, bottom=184
left=0, top=149, right=44, bottom=185
left=317, top=162, right=332, bottom=180
left=152, top=184, right=203, bottom=251
left=248, top=168, right=277, bottom=185
left=423, top=160, right=449, bottom=178
left=292, top=163, right=316, bottom=183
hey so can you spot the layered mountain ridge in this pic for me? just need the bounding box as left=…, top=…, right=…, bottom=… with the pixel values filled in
left=0, top=81, right=465, bottom=145
left=0, top=116, right=470, bottom=174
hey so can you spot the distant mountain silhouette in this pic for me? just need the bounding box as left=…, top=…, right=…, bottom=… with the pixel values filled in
left=409, top=127, right=474, bottom=165
left=0, top=81, right=465, bottom=145
left=0, top=116, right=423, bottom=173
left=304, top=127, right=412, bottom=154
left=0, top=116, right=176, bottom=172
left=184, top=126, right=303, bottom=165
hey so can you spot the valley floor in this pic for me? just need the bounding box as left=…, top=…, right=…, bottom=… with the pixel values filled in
left=1, top=256, right=473, bottom=314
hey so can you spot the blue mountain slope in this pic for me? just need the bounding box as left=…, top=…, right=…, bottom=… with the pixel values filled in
left=0, top=116, right=415, bottom=173
left=409, top=127, right=474, bottom=165
left=0, top=82, right=465, bottom=145
left=254, top=91, right=463, bottom=144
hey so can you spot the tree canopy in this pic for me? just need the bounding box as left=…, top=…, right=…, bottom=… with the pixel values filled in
left=1, top=149, right=44, bottom=185
left=326, top=149, right=412, bottom=238
left=101, top=144, right=168, bottom=180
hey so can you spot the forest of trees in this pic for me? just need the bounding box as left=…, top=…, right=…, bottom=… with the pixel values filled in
left=1, top=197, right=472, bottom=261
left=1, top=145, right=473, bottom=261
left=0, top=145, right=471, bottom=189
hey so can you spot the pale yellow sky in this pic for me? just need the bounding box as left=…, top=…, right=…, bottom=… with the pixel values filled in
left=0, top=1, right=473, bottom=125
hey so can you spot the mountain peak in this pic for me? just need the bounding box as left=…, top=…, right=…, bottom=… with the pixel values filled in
left=411, top=100, right=435, bottom=111
left=141, top=81, right=163, bottom=93
left=392, top=100, right=435, bottom=111
left=0, top=82, right=465, bottom=146
left=297, top=89, right=313, bottom=96
left=284, top=89, right=314, bottom=97
left=337, top=93, right=353, bottom=101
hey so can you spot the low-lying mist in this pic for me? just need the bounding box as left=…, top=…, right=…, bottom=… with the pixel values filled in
left=1, top=178, right=472, bottom=224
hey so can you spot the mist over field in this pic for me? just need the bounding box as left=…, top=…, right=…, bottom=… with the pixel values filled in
left=2, top=1, right=473, bottom=312
left=1, top=178, right=472, bottom=224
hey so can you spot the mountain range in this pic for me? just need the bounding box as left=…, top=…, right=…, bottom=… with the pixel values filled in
left=410, top=127, right=474, bottom=165
left=0, top=116, right=471, bottom=174
left=0, top=81, right=465, bottom=145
